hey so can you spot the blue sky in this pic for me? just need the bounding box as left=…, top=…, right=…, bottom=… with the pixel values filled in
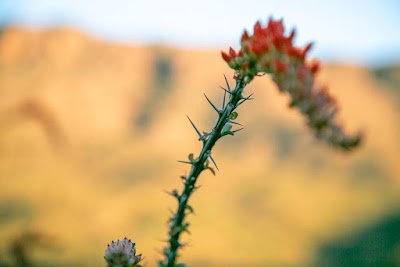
left=1, top=0, right=399, bottom=66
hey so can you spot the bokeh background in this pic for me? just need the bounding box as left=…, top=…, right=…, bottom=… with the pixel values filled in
left=0, top=1, right=399, bottom=266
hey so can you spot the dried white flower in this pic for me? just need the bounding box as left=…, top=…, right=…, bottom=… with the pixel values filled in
left=104, top=237, right=142, bottom=267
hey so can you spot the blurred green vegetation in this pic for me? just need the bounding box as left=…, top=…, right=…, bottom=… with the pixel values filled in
left=316, top=211, right=400, bottom=267
left=371, top=64, right=400, bottom=96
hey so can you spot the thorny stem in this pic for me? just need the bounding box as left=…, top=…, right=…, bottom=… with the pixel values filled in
left=160, top=77, right=248, bottom=267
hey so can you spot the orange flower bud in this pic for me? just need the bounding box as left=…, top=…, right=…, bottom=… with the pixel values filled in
left=221, top=51, right=231, bottom=62
left=303, top=42, right=314, bottom=57
left=254, top=21, right=263, bottom=36
left=267, top=18, right=284, bottom=36
left=310, top=60, right=320, bottom=74
left=288, top=46, right=304, bottom=60
left=241, top=30, right=250, bottom=43
left=229, top=47, right=237, bottom=58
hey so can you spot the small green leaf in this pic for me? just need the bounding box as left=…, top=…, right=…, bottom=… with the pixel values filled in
left=221, top=123, right=233, bottom=136
left=229, top=112, right=238, bottom=120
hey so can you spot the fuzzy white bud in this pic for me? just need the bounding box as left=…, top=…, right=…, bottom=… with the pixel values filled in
left=104, top=237, right=142, bottom=267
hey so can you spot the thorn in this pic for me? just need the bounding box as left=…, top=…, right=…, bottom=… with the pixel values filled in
left=208, top=155, right=219, bottom=171
left=220, top=86, right=232, bottom=95
left=204, top=93, right=220, bottom=113
left=237, top=99, right=245, bottom=107
left=232, top=128, right=244, bottom=134
left=186, top=116, right=202, bottom=139
left=230, top=121, right=243, bottom=126
left=193, top=185, right=202, bottom=190
left=243, top=93, right=254, bottom=100
left=177, top=160, right=192, bottom=165
left=178, top=241, right=190, bottom=247
left=237, top=93, right=254, bottom=107
left=164, top=189, right=180, bottom=199
left=222, top=87, right=227, bottom=109
left=223, top=74, right=231, bottom=91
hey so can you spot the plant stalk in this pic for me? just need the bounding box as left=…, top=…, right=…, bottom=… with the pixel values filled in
left=161, top=77, right=248, bottom=267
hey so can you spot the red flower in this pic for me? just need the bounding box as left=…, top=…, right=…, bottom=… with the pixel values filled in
left=221, top=47, right=241, bottom=64
left=241, top=30, right=250, bottom=43
left=220, top=17, right=362, bottom=150
left=288, top=46, right=304, bottom=60
left=253, top=21, right=264, bottom=36
left=267, top=18, right=284, bottom=37
left=272, top=36, right=290, bottom=52
left=250, top=38, right=270, bottom=55
left=310, top=60, right=320, bottom=74
left=221, top=51, right=231, bottom=62
left=274, top=58, right=288, bottom=74
left=229, top=47, right=237, bottom=58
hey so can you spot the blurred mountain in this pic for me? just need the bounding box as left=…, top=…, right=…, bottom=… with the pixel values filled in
left=371, top=64, right=400, bottom=102
left=0, top=27, right=399, bottom=266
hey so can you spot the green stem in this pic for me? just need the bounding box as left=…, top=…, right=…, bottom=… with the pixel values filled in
left=160, top=77, right=247, bottom=267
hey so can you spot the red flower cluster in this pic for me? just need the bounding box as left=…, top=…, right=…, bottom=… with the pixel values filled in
left=221, top=18, right=317, bottom=82
left=222, top=18, right=361, bottom=150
